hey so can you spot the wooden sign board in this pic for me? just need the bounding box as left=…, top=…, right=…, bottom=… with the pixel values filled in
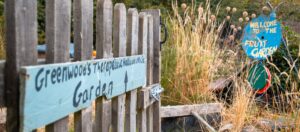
left=242, top=11, right=282, bottom=60
left=19, top=55, right=146, bottom=131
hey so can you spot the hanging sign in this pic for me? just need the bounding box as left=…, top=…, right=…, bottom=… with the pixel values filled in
left=20, top=55, right=146, bottom=131
left=241, top=11, right=282, bottom=60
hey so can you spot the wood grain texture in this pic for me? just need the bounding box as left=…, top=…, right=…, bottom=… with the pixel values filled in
left=45, top=0, right=71, bottom=64
left=137, top=12, right=148, bottom=132
left=95, top=98, right=111, bottom=132
left=138, top=85, right=157, bottom=110
left=143, top=10, right=161, bottom=84
left=146, top=15, right=154, bottom=86
left=45, top=0, right=71, bottom=131
left=94, top=0, right=113, bottom=131
left=144, top=10, right=161, bottom=132
left=111, top=3, right=127, bottom=132
left=160, top=103, right=223, bottom=118
left=146, top=14, right=154, bottom=132
left=73, top=0, right=93, bottom=131
left=125, top=8, right=139, bottom=132
left=5, top=0, right=38, bottom=131
left=96, top=0, right=113, bottom=59
left=74, top=0, right=93, bottom=61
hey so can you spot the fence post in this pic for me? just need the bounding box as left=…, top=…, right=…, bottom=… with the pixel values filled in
left=5, top=0, right=38, bottom=131
left=73, top=0, right=93, bottom=131
left=125, top=8, right=139, bottom=132
left=45, top=0, right=71, bottom=131
left=137, top=12, right=148, bottom=132
left=144, top=9, right=162, bottom=132
left=146, top=14, right=154, bottom=132
left=94, top=0, right=113, bottom=131
left=111, top=3, right=127, bottom=132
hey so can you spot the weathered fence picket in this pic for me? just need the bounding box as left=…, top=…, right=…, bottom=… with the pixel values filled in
left=94, top=0, right=113, bottom=132
left=145, top=10, right=162, bottom=132
left=2, top=0, right=162, bottom=131
left=137, top=12, right=148, bottom=132
left=45, top=0, right=71, bottom=131
left=146, top=14, right=154, bottom=132
left=125, top=8, right=139, bottom=132
left=112, top=3, right=127, bottom=132
left=73, top=0, right=94, bottom=131
left=5, top=0, right=38, bottom=131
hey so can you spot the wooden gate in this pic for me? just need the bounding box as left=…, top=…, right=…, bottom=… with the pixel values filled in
left=1, top=0, right=161, bottom=131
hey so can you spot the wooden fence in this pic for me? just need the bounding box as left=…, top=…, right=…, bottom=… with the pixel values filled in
left=1, top=0, right=161, bottom=131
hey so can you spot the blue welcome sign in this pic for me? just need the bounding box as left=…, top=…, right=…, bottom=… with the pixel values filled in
left=241, top=11, right=282, bottom=60
left=19, top=55, right=146, bottom=131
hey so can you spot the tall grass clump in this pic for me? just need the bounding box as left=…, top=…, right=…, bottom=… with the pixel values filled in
left=161, top=0, right=230, bottom=105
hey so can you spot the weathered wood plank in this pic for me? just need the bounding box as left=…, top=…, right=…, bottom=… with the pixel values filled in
left=94, top=99, right=111, bottom=132
left=143, top=10, right=161, bottom=84
left=73, top=0, right=93, bottom=131
left=19, top=55, right=146, bottom=131
left=161, top=103, right=223, bottom=118
left=147, top=106, right=153, bottom=132
left=94, top=0, right=113, bottom=131
left=146, top=14, right=154, bottom=86
left=45, top=0, right=71, bottom=64
left=146, top=14, right=154, bottom=132
left=191, top=111, right=217, bottom=132
left=96, top=0, right=113, bottom=59
left=138, top=84, right=159, bottom=110
left=5, top=0, right=38, bottom=131
left=137, top=12, right=148, bottom=132
left=45, top=0, right=71, bottom=131
left=73, top=0, right=93, bottom=61
left=111, top=3, right=127, bottom=132
left=125, top=8, right=139, bottom=132
left=144, top=10, right=162, bottom=132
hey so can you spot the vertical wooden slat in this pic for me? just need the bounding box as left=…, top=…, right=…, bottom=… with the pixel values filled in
left=45, top=0, right=71, bottom=64
left=94, top=0, right=113, bottom=131
left=5, top=0, right=38, bottom=131
left=144, top=10, right=162, bottom=132
left=137, top=12, right=148, bottom=132
left=45, top=0, right=71, bottom=131
left=125, top=8, right=139, bottom=132
left=111, top=3, right=127, bottom=132
left=143, top=10, right=161, bottom=84
left=146, top=14, right=154, bottom=132
left=73, top=0, right=93, bottom=131
left=74, top=0, right=93, bottom=61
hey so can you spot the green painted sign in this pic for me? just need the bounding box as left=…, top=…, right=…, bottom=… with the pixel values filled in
left=19, top=55, right=146, bottom=131
left=248, top=63, right=268, bottom=90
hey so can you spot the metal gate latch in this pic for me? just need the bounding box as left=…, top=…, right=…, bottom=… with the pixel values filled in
left=150, top=84, right=164, bottom=101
